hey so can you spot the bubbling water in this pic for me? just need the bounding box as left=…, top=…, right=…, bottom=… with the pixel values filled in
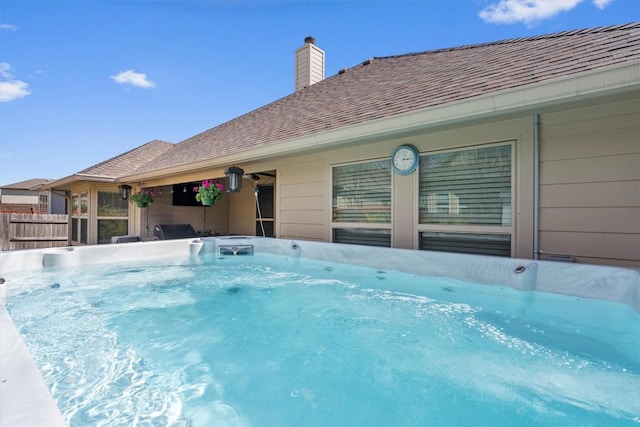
left=5, top=253, right=640, bottom=426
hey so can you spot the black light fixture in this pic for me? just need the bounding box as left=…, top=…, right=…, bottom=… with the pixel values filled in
left=225, top=166, right=245, bottom=192
left=118, top=184, right=132, bottom=200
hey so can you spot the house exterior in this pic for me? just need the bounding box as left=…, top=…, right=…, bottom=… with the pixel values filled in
left=46, top=24, right=640, bottom=268
left=43, top=140, right=174, bottom=244
left=0, top=179, right=66, bottom=214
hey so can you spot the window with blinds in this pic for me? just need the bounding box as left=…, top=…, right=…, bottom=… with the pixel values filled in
left=333, top=160, right=391, bottom=223
left=332, top=160, right=391, bottom=247
left=419, top=144, right=511, bottom=226
left=333, top=228, right=391, bottom=247
left=420, top=232, right=511, bottom=257
left=418, top=144, right=512, bottom=257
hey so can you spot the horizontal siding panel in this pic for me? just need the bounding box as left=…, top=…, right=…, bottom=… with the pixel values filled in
left=540, top=207, right=640, bottom=233
left=540, top=103, right=640, bottom=131
left=540, top=127, right=640, bottom=161
left=540, top=112, right=639, bottom=137
left=540, top=231, right=640, bottom=262
left=310, top=55, right=324, bottom=66
left=279, top=196, right=324, bottom=211
left=278, top=163, right=324, bottom=183
left=540, top=98, right=639, bottom=126
left=540, top=181, right=640, bottom=208
left=540, top=153, right=640, bottom=184
left=280, top=210, right=324, bottom=224
left=280, top=181, right=324, bottom=197
left=280, top=223, right=324, bottom=240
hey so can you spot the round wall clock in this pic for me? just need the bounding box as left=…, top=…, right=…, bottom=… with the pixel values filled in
left=391, top=144, right=419, bottom=175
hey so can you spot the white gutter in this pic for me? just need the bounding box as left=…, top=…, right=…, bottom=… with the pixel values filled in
left=121, top=61, right=640, bottom=182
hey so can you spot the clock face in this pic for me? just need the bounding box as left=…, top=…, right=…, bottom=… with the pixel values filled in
left=392, top=145, right=419, bottom=175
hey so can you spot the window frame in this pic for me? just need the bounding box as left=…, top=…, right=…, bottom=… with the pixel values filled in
left=70, top=192, right=91, bottom=245
left=331, top=158, right=393, bottom=246
left=96, top=190, right=129, bottom=244
left=38, top=192, right=49, bottom=214
left=416, top=141, right=515, bottom=256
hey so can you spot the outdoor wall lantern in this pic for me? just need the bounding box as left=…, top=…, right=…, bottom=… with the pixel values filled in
left=118, top=184, right=132, bottom=200
left=225, top=166, right=245, bottom=192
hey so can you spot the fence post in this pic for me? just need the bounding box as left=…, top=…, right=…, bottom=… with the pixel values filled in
left=0, top=213, right=9, bottom=251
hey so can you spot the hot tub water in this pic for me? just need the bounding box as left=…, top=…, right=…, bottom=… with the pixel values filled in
left=5, top=252, right=640, bottom=426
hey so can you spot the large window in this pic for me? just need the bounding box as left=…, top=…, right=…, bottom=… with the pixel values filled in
left=332, top=160, right=392, bottom=247
left=97, top=191, right=129, bottom=244
left=418, top=144, right=512, bottom=256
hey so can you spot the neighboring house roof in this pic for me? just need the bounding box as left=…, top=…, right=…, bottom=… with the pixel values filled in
left=1, top=179, right=52, bottom=191
left=132, top=23, right=640, bottom=176
left=46, top=140, right=174, bottom=189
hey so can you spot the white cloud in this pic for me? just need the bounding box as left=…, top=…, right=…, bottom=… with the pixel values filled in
left=0, top=63, right=31, bottom=102
left=0, top=81, right=31, bottom=102
left=0, top=62, right=13, bottom=79
left=110, top=69, right=155, bottom=88
left=592, top=0, right=614, bottom=8
left=479, top=0, right=615, bottom=25
left=0, top=24, right=17, bottom=31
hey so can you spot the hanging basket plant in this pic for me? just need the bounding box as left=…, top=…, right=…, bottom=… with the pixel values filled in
left=194, top=180, right=224, bottom=206
left=130, top=189, right=155, bottom=208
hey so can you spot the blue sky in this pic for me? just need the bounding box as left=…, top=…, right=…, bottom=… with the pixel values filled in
left=0, top=0, right=637, bottom=186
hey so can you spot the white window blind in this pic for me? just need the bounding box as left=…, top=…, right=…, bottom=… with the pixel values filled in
left=419, top=145, right=511, bottom=226
left=333, top=228, right=391, bottom=247
left=333, top=160, right=391, bottom=223
left=420, top=232, right=511, bottom=257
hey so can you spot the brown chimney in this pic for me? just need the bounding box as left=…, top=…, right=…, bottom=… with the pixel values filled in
left=295, top=36, right=325, bottom=91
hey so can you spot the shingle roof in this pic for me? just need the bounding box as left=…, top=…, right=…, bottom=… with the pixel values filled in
left=1, top=178, right=52, bottom=190
left=137, top=23, right=640, bottom=174
left=78, top=139, right=174, bottom=179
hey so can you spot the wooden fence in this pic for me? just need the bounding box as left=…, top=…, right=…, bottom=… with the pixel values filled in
left=0, top=213, right=69, bottom=251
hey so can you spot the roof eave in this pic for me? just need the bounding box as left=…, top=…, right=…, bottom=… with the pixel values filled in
left=42, top=174, right=119, bottom=191
left=121, top=60, right=640, bottom=182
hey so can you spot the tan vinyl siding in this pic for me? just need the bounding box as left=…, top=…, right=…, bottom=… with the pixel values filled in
left=540, top=181, right=639, bottom=207
left=295, top=43, right=324, bottom=91
left=295, top=48, right=310, bottom=89
left=309, top=45, right=324, bottom=83
left=279, top=210, right=324, bottom=224
left=538, top=97, right=640, bottom=267
left=540, top=207, right=640, bottom=233
left=277, top=159, right=326, bottom=241
left=541, top=232, right=639, bottom=265
left=279, top=196, right=324, bottom=211
left=280, top=223, right=325, bottom=240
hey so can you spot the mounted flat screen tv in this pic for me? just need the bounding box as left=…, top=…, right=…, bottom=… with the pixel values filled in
left=172, top=183, right=201, bottom=206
